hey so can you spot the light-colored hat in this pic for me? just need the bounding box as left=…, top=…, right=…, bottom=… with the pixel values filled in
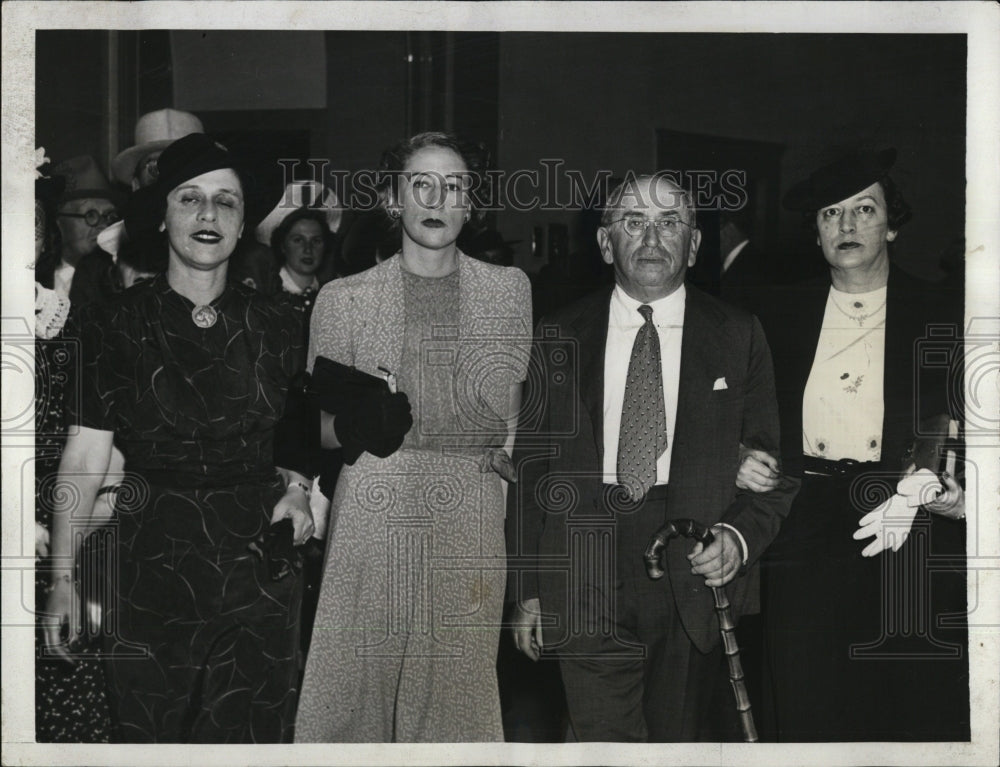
left=111, top=108, right=204, bottom=185
left=255, top=180, right=342, bottom=245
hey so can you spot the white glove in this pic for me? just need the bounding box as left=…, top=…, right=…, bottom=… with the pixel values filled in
left=897, top=467, right=944, bottom=507
left=853, top=493, right=920, bottom=557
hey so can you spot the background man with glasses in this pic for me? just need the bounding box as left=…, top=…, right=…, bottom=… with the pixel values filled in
left=49, top=154, right=121, bottom=306
left=507, top=173, right=798, bottom=741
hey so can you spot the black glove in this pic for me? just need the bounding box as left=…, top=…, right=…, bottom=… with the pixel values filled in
left=334, top=391, right=413, bottom=464
left=247, top=519, right=303, bottom=582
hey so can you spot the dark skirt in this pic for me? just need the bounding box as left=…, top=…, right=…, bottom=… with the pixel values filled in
left=103, top=477, right=303, bottom=743
left=761, top=473, right=969, bottom=741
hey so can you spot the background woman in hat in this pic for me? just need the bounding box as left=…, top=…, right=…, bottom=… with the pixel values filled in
left=739, top=149, right=968, bottom=740
left=294, top=131, right=531, bottom=742
left=42, top=133, right=313, bottom=743
left=255, top=180, right=343, bottom=316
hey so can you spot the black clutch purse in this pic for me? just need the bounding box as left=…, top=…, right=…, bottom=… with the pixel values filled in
left=247, top=519, right=303, bottom=582
left=310, top=356, right=390, bottom=414
left=905, top=414, right=963, bottom=479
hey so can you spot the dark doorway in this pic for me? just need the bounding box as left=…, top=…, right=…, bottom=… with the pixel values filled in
left=657, top=130, right=784, bottom=293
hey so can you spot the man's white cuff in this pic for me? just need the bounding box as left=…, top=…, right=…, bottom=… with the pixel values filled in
left=714, top=523, right=749, bottom=566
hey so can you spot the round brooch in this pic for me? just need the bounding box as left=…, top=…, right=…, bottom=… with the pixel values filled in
left=191, top=304, right=218, bottom=329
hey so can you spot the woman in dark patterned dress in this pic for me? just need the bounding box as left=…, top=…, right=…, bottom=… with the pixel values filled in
left=42, top=134, right=315, bottom=743
left=295, top=132, right=532, bottom=742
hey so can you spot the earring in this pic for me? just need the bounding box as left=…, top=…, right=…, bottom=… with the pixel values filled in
left=158, top=222, right=166, bottom=233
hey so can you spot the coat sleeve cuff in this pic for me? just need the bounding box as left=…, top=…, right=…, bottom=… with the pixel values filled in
left=713, top=522, right=749, bottom=566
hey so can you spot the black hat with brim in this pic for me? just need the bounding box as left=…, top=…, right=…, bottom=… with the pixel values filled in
left=783, top=148, right=897, bottom=212
left=124, top=133, right=284, bottom=241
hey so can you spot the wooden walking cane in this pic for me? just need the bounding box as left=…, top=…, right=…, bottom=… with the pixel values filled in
left=643, top=519, right=759, bottom=743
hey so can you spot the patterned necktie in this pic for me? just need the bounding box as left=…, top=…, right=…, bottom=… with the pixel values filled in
left=617, top=304, right=669, bottom=500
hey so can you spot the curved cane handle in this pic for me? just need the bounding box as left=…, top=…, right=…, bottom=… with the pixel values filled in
left=643, top=518, right=715, bottom=580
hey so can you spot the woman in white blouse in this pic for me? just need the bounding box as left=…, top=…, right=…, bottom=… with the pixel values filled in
left=740, top=149, right=968, bottom=742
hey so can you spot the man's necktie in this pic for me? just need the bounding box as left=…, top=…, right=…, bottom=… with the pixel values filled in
left=617, top=304, right=669, bottom=500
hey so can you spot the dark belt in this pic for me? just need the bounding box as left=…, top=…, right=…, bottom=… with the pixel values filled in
left=602, top=483, right=670, bottom=503
left=802, top=455, right=879, bottom=478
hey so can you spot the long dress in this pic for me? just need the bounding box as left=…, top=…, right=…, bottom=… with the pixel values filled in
left=754, top=267, right=968, bottom=742
left=34, top=283, right=114, bottom=743
left=70, top=274, right=306, bottom=743
left=295, top=254, right=532, bottom=742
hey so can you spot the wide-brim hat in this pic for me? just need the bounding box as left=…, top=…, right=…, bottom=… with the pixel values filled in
left=52, top=155, right=122, bottom=206
left=783, top=148, right=897, bottom=212
left=254, top=180, right=342, bottom=245
left=111, top=108, right=204, bottom=185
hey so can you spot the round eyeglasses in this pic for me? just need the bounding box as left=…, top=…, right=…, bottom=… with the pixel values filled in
left=607, top=216, right=693, bottom=239
left=59, top=209, right=120, bottom=228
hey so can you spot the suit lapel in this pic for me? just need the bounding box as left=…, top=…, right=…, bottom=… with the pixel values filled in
left=571, top=287, right=613, bottom=464
left=356, top=256, right=405, bottom=376
left=670, top=287, right=717, bottom=479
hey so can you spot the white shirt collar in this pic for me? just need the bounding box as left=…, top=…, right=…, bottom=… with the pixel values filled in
left=610, top=282, right=686, bottom=327
left=279, top=265, right=319, bottom=295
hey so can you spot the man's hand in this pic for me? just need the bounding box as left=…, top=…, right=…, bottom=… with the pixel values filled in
left=735, top=444, right=780, bottom=493
left=271, top=484, right=316, bottom=545
left=511, top=598, right=544, bottom=661
left=688, top=526, right=742, bottom=587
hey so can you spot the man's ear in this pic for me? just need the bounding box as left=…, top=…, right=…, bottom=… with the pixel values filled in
left=687, top=228, right=701, bottom=267
left=596, top=227, right=614, bottom=265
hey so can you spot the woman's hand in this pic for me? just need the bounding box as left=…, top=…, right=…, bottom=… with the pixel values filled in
left=736, top=444, right=780, bottom=493
left=924, top=472, right=966, bottom=520
left=41, top=574, right=80, bottom=664
left=333, top=391, right=413, bottom=463
left=271, top=482, right=315, bottom=546
left=854, top=493, right=920, bottom=556
left=35, top=522, right=50, bottom=559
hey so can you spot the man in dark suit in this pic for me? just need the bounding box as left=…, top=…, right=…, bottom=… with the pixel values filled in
left=506, top=173, right=798, bottom=741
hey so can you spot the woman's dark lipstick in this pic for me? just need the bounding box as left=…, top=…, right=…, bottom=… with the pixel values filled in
left=837, top=241, right=861, bottom=250
left=192, top=230, right=222, bottom=243
left=422, top=218, right=445, bottom=228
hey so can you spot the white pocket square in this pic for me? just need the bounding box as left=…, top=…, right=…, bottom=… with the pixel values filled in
left=713, top=377, right=728, bottom=391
